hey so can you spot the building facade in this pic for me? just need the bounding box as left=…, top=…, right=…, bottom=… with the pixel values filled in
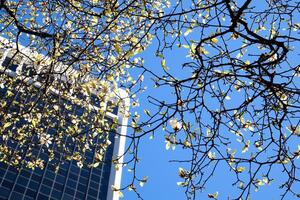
left=0, top=38, right=129, bottom=200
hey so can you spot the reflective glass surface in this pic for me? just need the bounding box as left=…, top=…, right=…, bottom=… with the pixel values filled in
left=0, top=55, right=117, bottom=200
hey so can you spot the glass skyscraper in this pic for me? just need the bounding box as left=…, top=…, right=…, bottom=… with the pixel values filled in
left=0, top=37, right=129, bottom=200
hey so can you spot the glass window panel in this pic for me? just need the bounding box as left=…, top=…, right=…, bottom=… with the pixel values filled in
left=58, top=168, right=67, bottom=176
left=78, top=177, right=88, bottom=185
left=88, top=188, right=98, bottom=197
left=0, top=169, right=5, bottom=177
left=14, top=184, right=26, bottom=194
left=28, top=181, right=39, bottom=191
left=89, top=180, right=99, bottom=189
left=5, top=171, right=17, bottom=181
left=55, top=174, right=65, bottom=184
left=53, top=182, right=63, bottom=191
left=75, top=191, right=85, bottom=199
left=33, top=168, right=43, bottom=176
left=60, top=163, right=69, bottom=170
left=40, top=185, right=51, bottom=195
left=65, top=187, right=75, bottom=196
left=91, top=175, right=100, bottom=182
left=16, top=175, right=28, bottom=185
left=10, top=191, right=23, bottom=200
left=26, top=189, right=37, bottom=199
left=68, top=172, right=78, bottom=180
left=80, top=169, right=89, bottom=177
left=77, top=183, right=87, bottom=193
left=7, top=166, right=18, bottom=174
left=0, top=187, right=10, bottom=198
left=62, top=193, right=74, bottom=200
left=31, top=174, right=41, bottom=182
left=66, top=179, right=76, bottom=188
left=70, top=164, right=80, bottom=173
left=100, top=184, right=108, bottom=193
left=20, top=169, right=31, bottom=177
left=24, top=197, right=34, bottom=200
left=92, top=167, right=102, bottom=174
left=45, top=171, right=55, bottom=179
left=2, top=179, right=14, bottom=189
left=37, top=193, right=49, bottom=200
left=51, top=189, right=62, bottom=199
left=42, top=178, right=53, bottom=187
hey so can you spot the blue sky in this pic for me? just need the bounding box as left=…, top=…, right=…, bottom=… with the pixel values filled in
left=121, top=40, right=298, bottom=200
left=120, top=0, right=300, bottom=199
left=121, top=38, right=189, bottom=199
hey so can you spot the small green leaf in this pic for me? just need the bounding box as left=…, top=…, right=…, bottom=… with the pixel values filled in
left=144, top=109, right=151, bottom=116
left=236, top=166, right=245, bottom=173
left=161, top=59, right=169, bottom=71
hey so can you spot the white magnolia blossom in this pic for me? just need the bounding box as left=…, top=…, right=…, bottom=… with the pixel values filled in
left=39, top=133, right=53, bottom=147
left=169, top=118, right=182, bottom=131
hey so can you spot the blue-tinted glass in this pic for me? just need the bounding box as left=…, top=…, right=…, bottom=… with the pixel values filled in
left=51, top=189, right=62, bottom=199
left=77, top=183, right=87, bottom=193
left=14, top=184, right=26, bottom=193
left=53, top=182, right=63, bottom=191
left=2, top=180, right=13, bottom=189
left=86, top=151, right=94, bottom=158
left=81, top=168, right=90, bottom=177
left=5, top=171, right=17, bottom=181
left=91, top=94, right=100, bottom=107
left=1, top=57, right=12, bottom=68
left=28, top=180, right=39, bottom=191
left=58, top=168, right=67, bottom=176
left=20, top=169, right=31, bottom=177
left=55, top=174, right=65, bottom=184
left=60, top=163, right=69, bottom=170
left=91, top=175, right=100, bottom=182
left=0, top=187, right=10, bottom=198
left=75, top=191, right=85, bottom=199
left=26, top=189, right=37, bottom=198
left=42, top=178, right=53, bottom=187
left=0, top=72, right=118, bottom=200
left=34, top=168, right=43, bottom=175
left=10, top=192, right=23, bottom=199
left=78, top=177, right=88, bottom=185
left=88, top=188, right=98, bottom=197
left=62, top=193, right=73, bottom=200
left=69, top=172, right=78, bottom=181
left=66, top=179, right=76, bottom=188
left=24, top=196, right=34, bottom=200
left=89, top=180, right=99, bottom=189
left=65, top=187, right=75, bottom=196
left=16, top=175, right=28, bottom=185
left=40, top=185, right=51, bottom=195
left=8, top=64, right=18, bottom=72
left=93, top=167, right=102, bottom=174
left=87, top=195, right=97, bottom=200
left=70, top=165, right=80, bottom=174
left=39, top=152, right=48, bottom=160
left=7, top=166, right=18, bottom=173
left=0, top=168, right=7, bottom=178
left=31, top=174, right=41, bottom=182
left=45, top=171, right=55, bottom=179
left=37, top=193, right=49, bottom=200
left=107, top=101, right=119, bottom=115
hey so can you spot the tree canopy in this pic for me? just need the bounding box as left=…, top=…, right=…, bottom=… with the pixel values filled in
left=1, top=0, right=300, bottom=199
left=0, top=0, right=162, bottom=181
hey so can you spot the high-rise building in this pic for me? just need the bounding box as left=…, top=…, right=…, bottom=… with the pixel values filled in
left=0, top=37, right=129, bottom=200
